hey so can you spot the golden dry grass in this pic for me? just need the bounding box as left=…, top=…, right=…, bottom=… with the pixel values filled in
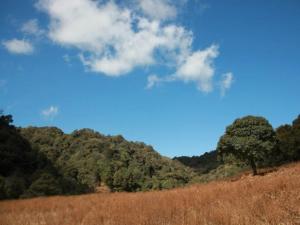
left=0, top=163, right=299, bottom=225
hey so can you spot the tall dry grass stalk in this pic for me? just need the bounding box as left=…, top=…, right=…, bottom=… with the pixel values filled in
left=0, top=163, right=299, bottom=225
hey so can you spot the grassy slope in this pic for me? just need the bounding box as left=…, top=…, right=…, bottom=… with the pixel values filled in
left=0, top=162, right=299, bottom=225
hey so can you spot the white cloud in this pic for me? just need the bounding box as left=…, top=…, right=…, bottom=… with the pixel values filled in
left=21, top=19, right=45, bottom=36
left=138, top=0, right=177, bottom=21
left=41, top=106, right=59, bottom=119
left=147, top=45, right=219, bottom=92
left=35, top=0, right=231, bottom=93
left=220, top=72, right=234, bottom=97
left=146, top=74, right=161, bottom=89
left=146, top=73, right=177, bottom=89
left=36, top=0, right=192, bottom=76
left=2, top=39, right=34, bottom=54
left=175, top=45, right=219, bottom=92
left=36, top=1, right=132, bottom=52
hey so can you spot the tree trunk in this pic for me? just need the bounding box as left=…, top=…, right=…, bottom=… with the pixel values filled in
left=250, top=159, right=258, bottom=176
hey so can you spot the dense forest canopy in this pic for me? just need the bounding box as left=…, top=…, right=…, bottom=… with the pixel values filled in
left=0, top=112, right=299, bottom=199
left=0, top=113, right=196, bottom=199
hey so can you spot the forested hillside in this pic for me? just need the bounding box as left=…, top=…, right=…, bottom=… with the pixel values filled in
left=174, top=150, right=221, bottom=174
left=174, top=115, right=300, bottom=182
left=0, top=114, right=195, bottom=199
left=1, top=113, right=299, bottom=200
left=174, top=150, right=248, bottom=182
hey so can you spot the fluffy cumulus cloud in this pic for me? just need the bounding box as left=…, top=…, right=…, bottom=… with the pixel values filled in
left=36, top=0, right=192, bottom=76
left=175, top=45, right=219, bottom=92
left=2, top=39, right=34, bottom=54
left=220, top=72, right=234, bottom=97
left=41, top=106, right=59, bottom=119
left=146, top=45, right=219, bottom=92
left=33, top=0, right=231, bottom=92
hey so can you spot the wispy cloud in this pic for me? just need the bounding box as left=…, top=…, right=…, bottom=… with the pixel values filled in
left=146, top=75, right=162, bottom=89
left=147, top=45, right=219, bottom=92
left=2, top=39, right=34, bottom=55
left=220, top=72, right=234, bottom=97
left=137, top=0, right=177, bottom=21
left=21, top=19, right=45, bottom=37
left=41, top=106, right=59, bottom=119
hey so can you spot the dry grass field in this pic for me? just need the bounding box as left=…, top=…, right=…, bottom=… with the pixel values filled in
left=0, top=163, right=299, bottom=225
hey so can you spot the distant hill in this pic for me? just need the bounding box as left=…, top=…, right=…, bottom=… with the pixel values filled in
left=173, top=150, right=221, bottom=174
left=0, top=115, right=196, bottom=199
left=173, top=151, right=249, bottom=183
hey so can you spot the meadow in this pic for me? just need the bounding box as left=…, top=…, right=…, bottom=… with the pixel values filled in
left=0, top=163, right=299, bottom=225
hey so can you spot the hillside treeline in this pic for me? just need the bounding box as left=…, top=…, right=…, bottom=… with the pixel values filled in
left=0, top=113, right=299, bottom=199
left=175, top=115, right=300, bottom=180
left=0, top=114, right=195, bottom=199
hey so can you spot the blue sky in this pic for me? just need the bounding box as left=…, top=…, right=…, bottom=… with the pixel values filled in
left=1, top=0, right=300, bottom=157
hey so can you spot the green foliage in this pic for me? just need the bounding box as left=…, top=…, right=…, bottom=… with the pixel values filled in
left=19, top=123, right=195, bottom=195
left=174, top=150, right=249, bottom=183
left=276, top=115, right=300, bottom=161
left=1, top=111, right=299, bottom=200
left=23, top=173, right=62, bottom=197
left=3, top=175, right=26, bottom=199
left=217, top=116, right=277, bottom=175
left=0, top=112, right=251, bottom=198
left=192, top=163, right=248, bottom=183
left=0, top=115, right=36, bottom=176
left=1, top=113, right=195, bottom=199
left=174, top=150, right=221, bottom=174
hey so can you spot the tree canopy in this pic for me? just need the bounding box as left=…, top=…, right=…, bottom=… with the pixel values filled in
left=1, top=112, right=299, bottom=199
left=276, top=115, right=300, bottom=161
left=0, top=113, right=196, bottom=199
left=217, top=116, right=277, bottom=175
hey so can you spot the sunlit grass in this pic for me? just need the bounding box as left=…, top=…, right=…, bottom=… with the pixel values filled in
left=0, top=163, right=299, bottom=225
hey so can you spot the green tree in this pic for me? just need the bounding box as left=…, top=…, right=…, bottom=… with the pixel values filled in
left=217, top=116, right=277, bottom=175
left=24, top=173, right=62, bottom=197
left=4, top=175, right=26, bottom=199
left=276, top=115, right=300, bottom=161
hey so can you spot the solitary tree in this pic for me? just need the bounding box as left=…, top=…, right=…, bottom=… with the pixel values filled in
left=217, top=116, right=276, bottom=175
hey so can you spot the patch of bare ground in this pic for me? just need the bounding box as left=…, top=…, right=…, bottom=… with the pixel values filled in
left=0, top=162, right=299, bottom=225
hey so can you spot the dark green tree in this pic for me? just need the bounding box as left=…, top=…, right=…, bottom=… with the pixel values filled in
left=276, top=115, right=300, bottom=161
left=1, top=112, right=196, bottom=199
left=217, top=116, right=277, bottom=175
left=23, top=173, right=62, bottom=197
